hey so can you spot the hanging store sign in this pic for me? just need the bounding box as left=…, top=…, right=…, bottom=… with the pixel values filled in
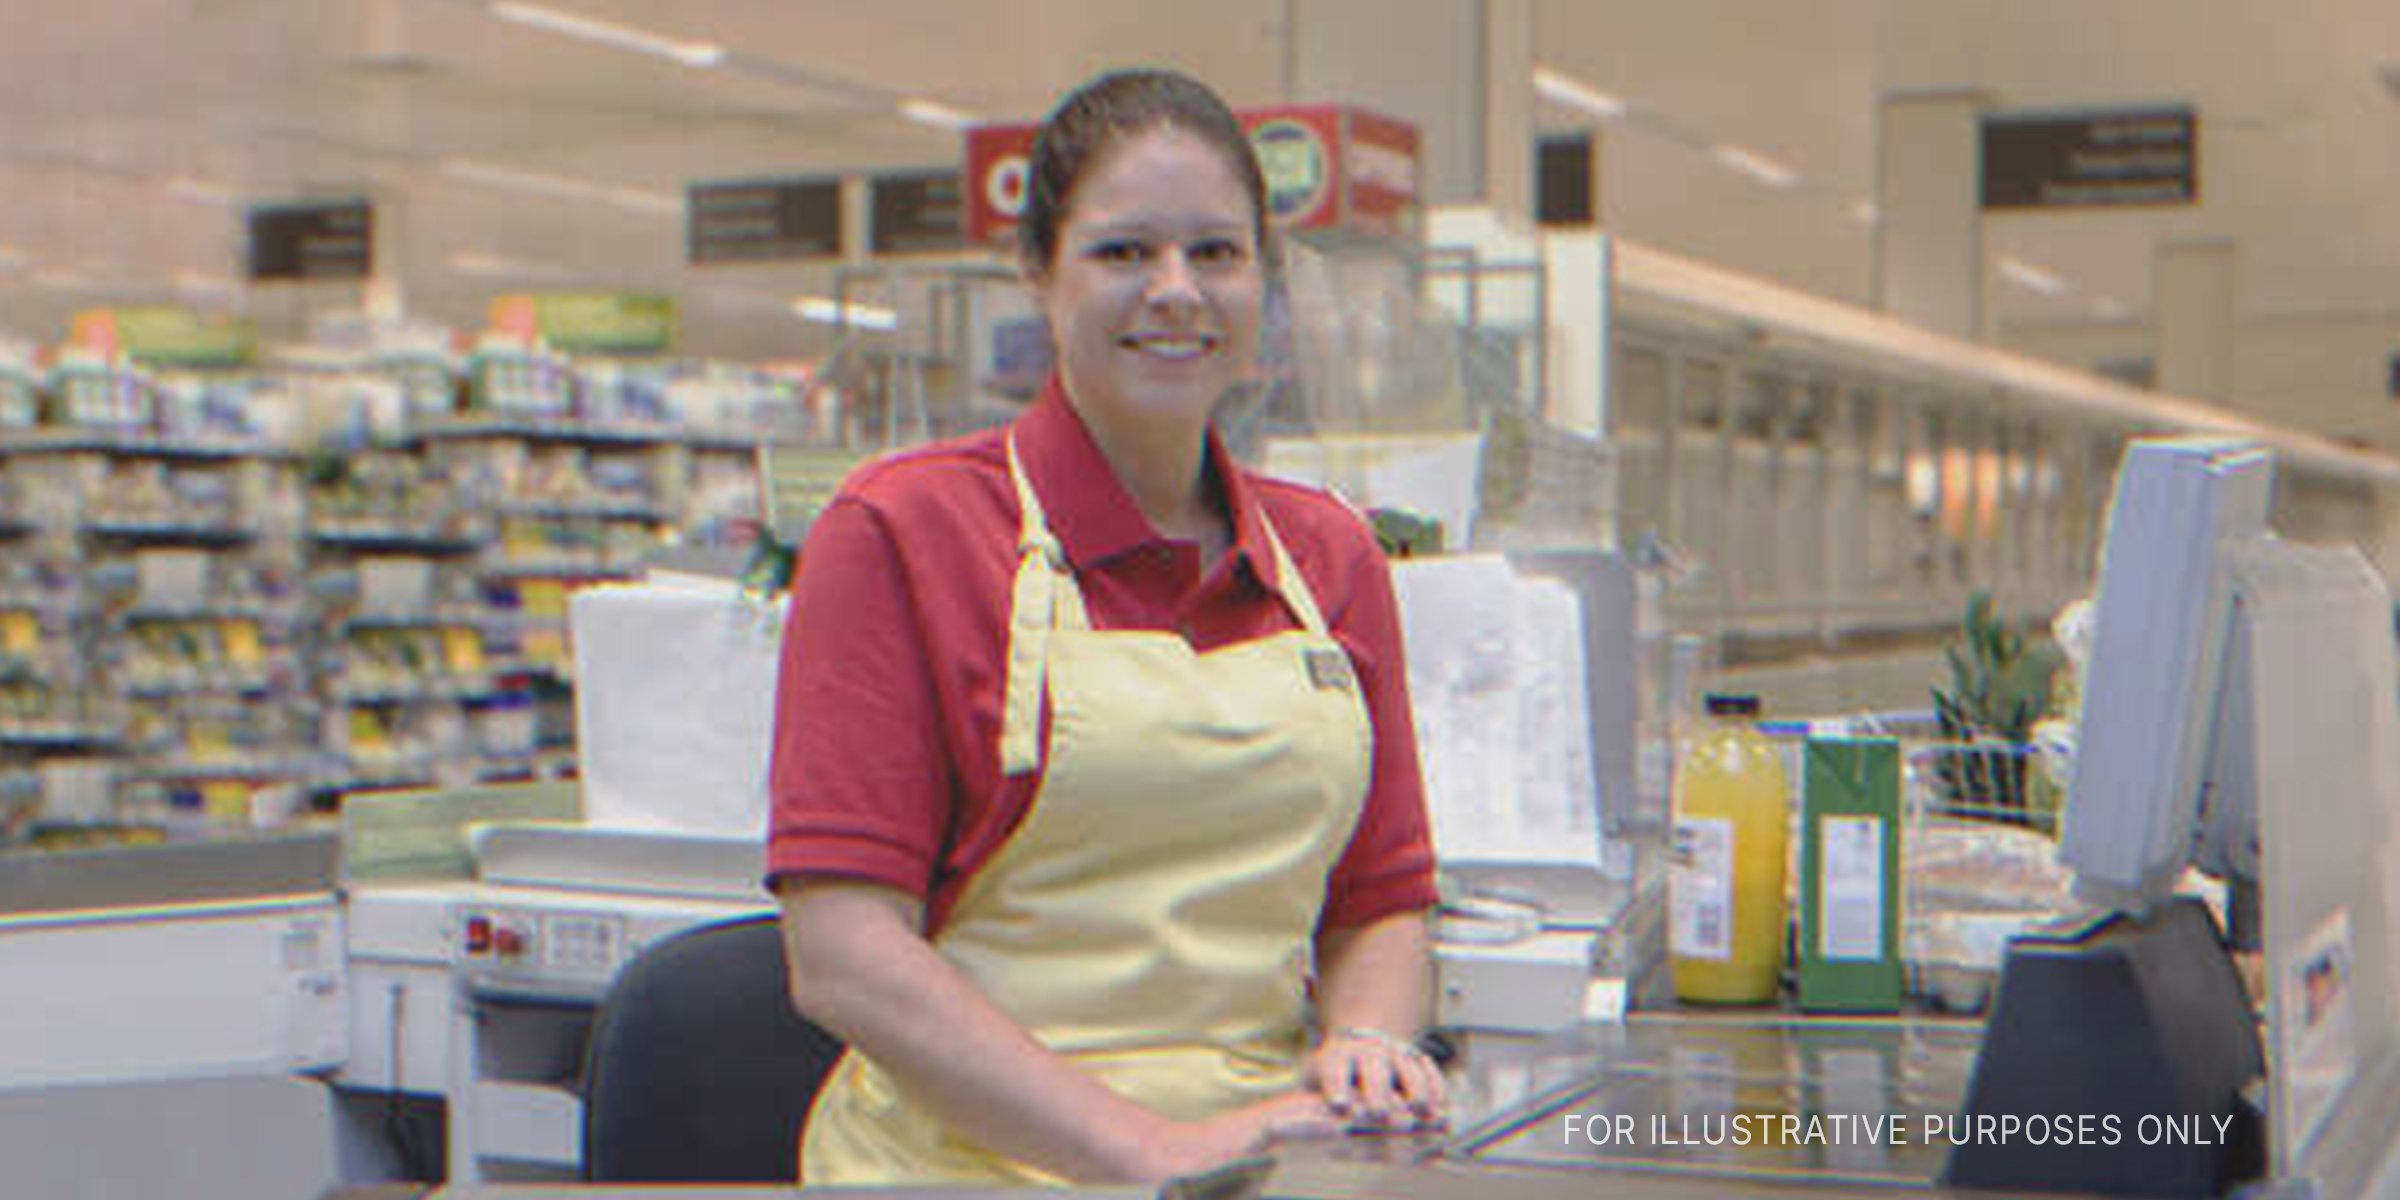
left=491, top=293, right=677, bottom=355
left=247, top=199, right=373, bottom=282
left=688, top=177, right=843, bottom=264
left=963, top=124, right=1039, bottom=249
left=78, top=307, right=259, bottom=368
left=1980, top=106, right=2197, bottom=209
left=964, top=105, right=1420, bottom=248
left=869, top=170, right=966, bottom=255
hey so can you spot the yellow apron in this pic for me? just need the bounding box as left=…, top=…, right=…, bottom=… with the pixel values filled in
left=800, top=438, right=1373, bottom=1184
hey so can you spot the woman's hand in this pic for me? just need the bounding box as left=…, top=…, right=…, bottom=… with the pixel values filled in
left=1128, top=1091, right=1346, bottom=1183
left=1304, top=1027, right=1446, bottom=1130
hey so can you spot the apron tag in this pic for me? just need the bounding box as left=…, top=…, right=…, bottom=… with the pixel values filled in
left=1303, top=647, right=1356, bottom=692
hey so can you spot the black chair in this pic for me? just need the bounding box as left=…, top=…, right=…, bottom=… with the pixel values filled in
left=581, top=913, right=846, bottom=1182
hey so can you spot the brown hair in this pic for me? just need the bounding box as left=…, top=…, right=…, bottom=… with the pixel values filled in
left=1019, top=69, right=1270, bottom=274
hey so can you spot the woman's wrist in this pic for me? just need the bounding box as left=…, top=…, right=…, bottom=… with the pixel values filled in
left=1325, top=1025, right=1425, bottom=1053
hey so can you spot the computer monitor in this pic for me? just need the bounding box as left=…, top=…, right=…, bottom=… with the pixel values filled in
left=1946, top=436, right=2276, bottom=1196
left=2056, top=436, right=2273, bottom=910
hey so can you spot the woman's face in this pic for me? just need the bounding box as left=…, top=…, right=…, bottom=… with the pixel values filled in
left=1027, top=125, right=1264, bottom=437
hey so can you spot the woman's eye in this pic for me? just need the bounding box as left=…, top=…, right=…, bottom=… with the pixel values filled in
left=1190, top=239, right=1246, bottom=265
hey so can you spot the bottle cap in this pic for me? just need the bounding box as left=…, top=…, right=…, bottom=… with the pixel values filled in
left=1703, top=693, right=1762, bottom=717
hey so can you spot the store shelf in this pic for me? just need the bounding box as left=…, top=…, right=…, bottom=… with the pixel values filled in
left=126, top=759, right=306, bottom=783
left=0, top=347, right=768, bottom=837
left=120, top=677, right=278, bottom=699
left=305, top=526, right=481, bottom=556
left=0, top=725, right=123, bottom=752
left=79, top=519, right=259, bottom=547
left=113, top=604, right=300, bottom=626
left=336, top=679, right=512, bottom=705
left=0, top=430, right=291, bottom=461
left=491, top=499, right=672, bottom=523
left=338, top=611, right=494, bottom=633
left=480, top=562, right=642, bottom=583
left=415, top=415, right=759, bottom=449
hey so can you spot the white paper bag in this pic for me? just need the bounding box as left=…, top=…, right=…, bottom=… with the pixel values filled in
left=570, top=579, right=783, bottom=838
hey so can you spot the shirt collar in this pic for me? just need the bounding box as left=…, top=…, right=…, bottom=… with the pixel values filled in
left=1012, top=373, right=1282, bottom=593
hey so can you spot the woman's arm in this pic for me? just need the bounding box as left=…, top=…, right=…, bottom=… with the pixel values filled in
left=780, top=877, right=1341, bottom=1182
left=1308, top=908, right=1444, bottom=1126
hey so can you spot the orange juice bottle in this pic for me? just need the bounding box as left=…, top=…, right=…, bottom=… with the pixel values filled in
left=1670, top=694, right=1791, bottom=1004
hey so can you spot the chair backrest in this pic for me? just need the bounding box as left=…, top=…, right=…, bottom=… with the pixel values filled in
left=581, top=913, right=845, bottom=1183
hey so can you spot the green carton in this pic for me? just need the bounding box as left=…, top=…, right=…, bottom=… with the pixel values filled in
left=1798, top=737, right=1903, bottom=1012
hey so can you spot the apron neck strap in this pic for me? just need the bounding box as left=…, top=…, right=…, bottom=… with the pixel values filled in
left=996, top=434, right=1337, bottom=775
left=1257, top=515, right=1328, bottom=637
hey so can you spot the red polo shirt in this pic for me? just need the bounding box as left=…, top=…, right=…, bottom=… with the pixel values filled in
left=767, top=376, right=1437, bottom=935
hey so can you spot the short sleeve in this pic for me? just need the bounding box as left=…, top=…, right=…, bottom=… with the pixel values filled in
left=766, top=496, right=953, bottom=896
left=1315, top=525, right=1440, bottom=930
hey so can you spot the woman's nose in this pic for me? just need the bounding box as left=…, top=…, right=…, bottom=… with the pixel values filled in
left=1145, top=248, right=1200, bottom=306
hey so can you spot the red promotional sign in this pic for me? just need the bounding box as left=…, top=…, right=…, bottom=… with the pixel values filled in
left=963, top=124, right=1040, bottom=248
left=962, top=105, right=1420, bottom=250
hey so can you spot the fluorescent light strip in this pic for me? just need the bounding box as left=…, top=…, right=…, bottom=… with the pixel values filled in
left=899, top=98, right=978, bottom=131
left=439, top=158, right=680, bottom=217
left=1710, top=144, right=1799, bottom=189
left=173, top=270, right=240, bottom=294
left=447, top=251, right=579, bottom=282
left=1532, top=67, right=1627, bottom=120
left=791, top=297, right=898, bottom=332
left=164, top=176, right=241, bottom=208
left=1997, top=257, right=2070, bottom=296
left=489, top=1, right=723, bottom=68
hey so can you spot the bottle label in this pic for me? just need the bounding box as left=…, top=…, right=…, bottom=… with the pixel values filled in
left=1670, top=816, right=1734, bottom=961
left=1818, top=815, right=1886, bottom=962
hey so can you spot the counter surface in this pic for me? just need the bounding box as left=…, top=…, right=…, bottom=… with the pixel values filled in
left=421, top=1012, right=2040, bottom=1199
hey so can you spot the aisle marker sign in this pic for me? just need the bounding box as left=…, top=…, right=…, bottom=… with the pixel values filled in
left=1980, top=106, right=2197, bottom=209
left=688, top=177, right=843, bottom=263
left=870, top=170, right=967, bottom=255
left=247, top=199, right=373, bottom=282
left=964, top=105, right=1418, bottom=247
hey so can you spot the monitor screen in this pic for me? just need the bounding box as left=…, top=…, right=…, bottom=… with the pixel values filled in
left=2057, top=437, right=2272, bottom=909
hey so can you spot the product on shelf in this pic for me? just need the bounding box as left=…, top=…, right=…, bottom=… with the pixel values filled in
left=0, top=335, right=781, bottom=847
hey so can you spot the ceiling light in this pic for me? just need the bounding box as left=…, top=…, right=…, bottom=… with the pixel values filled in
left=172, top=270, right=240, bottom=295
left=899, top=98, right=978, bottom=131
left=791, top=296, right=898, bottom=332
left=447, top=250, right=579, bottom=281
left=1532, top=67, right=1627, bottom=121
left=489, top=1, right=724, bottom=68
left=164, top=176, right=241, bottom=208
left=1710, top=144, right=1799, bottom=189
left=438, top=158, right=680, bottom=217
left=1997, top=257, right=2069, bottom=296
left=1848, top=199, right=1879, bottom=227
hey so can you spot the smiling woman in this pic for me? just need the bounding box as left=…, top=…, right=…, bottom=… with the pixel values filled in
left=1026, top=120, right=1266, bottom=558
left=766, top=68, right=1445, bottom=1188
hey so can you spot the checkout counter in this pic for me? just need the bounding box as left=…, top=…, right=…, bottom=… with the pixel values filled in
left=7, top=803, right=2400, bottom=1198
